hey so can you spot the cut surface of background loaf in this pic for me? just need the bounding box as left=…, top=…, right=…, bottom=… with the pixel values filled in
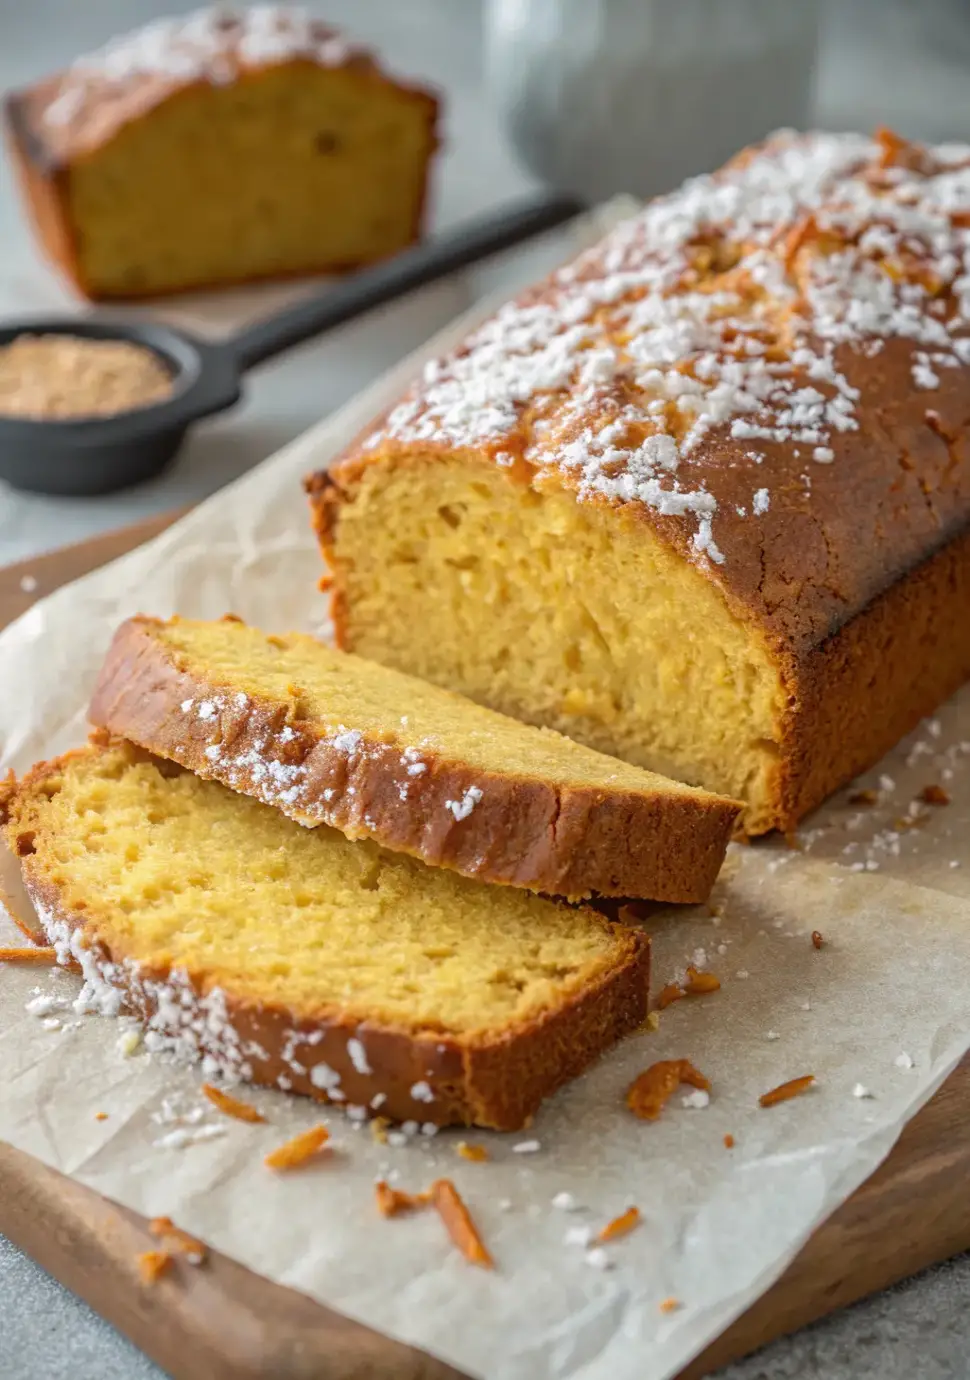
left=89, top=615, right=740, bottom=902
left=0, top=741, right=649, bottom=1131
left=308, top=129, right=970, bottom=836
left=3, top=6, right=439, bottom=299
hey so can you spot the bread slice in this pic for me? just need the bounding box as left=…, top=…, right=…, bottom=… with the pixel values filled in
left=0, top=741, right=649, bottom=1130
left=89, top=615, right=741, bottom=903
left=4, top=11, right=439, bottom=299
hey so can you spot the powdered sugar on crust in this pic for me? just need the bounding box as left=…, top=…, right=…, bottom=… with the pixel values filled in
left=41, top=6, right=362, bottom=129
left=30, top=889, right=442, bottom=1121
left=368, top=130, right=970, bottom=565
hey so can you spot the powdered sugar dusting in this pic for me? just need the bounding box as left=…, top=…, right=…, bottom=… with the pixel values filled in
left=42, top=6, right=361, bottom=128
left=369, top=130, right=970, bottom=564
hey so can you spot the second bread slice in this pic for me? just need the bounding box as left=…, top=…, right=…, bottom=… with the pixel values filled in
left=90, top=615, right=740, bottom=901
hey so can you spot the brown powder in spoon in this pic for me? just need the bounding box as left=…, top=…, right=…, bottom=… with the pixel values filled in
left=0, top=334, right=174, bottom=420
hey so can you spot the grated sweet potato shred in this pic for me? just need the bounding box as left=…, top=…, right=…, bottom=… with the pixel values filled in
left=149, top=1216, right=208, bottom=1265
left=202, top=1082, right=266, bottom=1124
left=375, top=1181, right=431, bottom=1218
left=456, top=1141, right=489, bottom=1162
left=723, top=1133, right=735, bottom=1149
left=759, top=1075, right=815, bottom=1108
left=0, top=946, right=57, bottom=964
left=431, top=1179, right=493, bottom=1269
left=137, top=1250, right=173, bottom=1285
left=659, top=1297, right=682, bottom=1314
left=657, top=983, right=686, bottom=1010
left=597, top=1206, right=641, bottom=1243
left=264, top=1124, right=329, bottom=1170
left=627, top=1060, right=711, bottom=1121
left=684, top=966, right=720, bottom=995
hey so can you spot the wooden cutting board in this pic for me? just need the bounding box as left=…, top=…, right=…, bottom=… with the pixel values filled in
left=1, top=511, right=968, bottom=1380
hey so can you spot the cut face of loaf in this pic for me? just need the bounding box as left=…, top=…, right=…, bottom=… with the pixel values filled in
left=4, top=11, right=439, bottom=299
left=0, top=743, right=649, bottom=1131
left=309, top=130, right=970, bottom=835
left=88, top=615, right=739, bottom=902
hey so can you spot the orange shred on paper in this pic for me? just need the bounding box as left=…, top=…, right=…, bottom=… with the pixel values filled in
left=627, top=1060, right=711, bottom=1122
left=657, top=983, right=686, bottom=1010
left=431, top=1179, right=494, bottom=1269
left=202, top=1082, right=266, bottom=1124
left=456, top=1141, right=490, bottom=1162
left=723, top=1133, right=735, bottom=1149
left=95, top=1112, right=109, bottom=1122
left=374, top=1180, right=431, bottom=1218
left=264, top=1124, right=330, bottom=1170
left=597, top=1206, right=641, bottom=1243
left=149, top=1216, right=208, bottom=1265
left=684, top=966, right=720, bottom=996
left=759, top=1075, right=816, bottom=1109
left=137, top=1250, right=174, bottom=1285
left=0, top=946, right=58, bottom=965
left=659, top=1297, right=682, bottom=1315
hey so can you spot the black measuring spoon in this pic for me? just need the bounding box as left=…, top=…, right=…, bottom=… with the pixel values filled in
left=0, top=192, right=584, bottom=496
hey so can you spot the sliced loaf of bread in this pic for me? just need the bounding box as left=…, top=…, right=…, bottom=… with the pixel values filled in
left=89, top=615, right=740, bottom=901
left=0, top=740, right=649, bottom=1130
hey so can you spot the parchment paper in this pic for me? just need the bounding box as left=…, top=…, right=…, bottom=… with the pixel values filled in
left=1, top=242, right=969, bottom=1380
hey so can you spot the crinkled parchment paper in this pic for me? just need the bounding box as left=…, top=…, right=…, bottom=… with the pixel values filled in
left=1, top=233, right=969, bottom=1380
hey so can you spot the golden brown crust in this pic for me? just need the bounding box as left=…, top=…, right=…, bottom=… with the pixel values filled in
left=88, top=616, right=739, bottom=902
left=3, top=748, right=650, bottom=1132
left=307, top=131, right=970, bottom=834
left=4, top=35, right=440, bottom=301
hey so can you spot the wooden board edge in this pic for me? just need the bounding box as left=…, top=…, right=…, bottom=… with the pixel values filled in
left=0, top=1141, right=465, bottom=1380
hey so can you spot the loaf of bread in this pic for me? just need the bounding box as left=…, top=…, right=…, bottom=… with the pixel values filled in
left=89, top=614, right=739, bottom=902
left=1, top=740, right=649, bottom=1130
left=309, top=129, right=970, bottom=835
left=4, top=7, right=439, bottom=299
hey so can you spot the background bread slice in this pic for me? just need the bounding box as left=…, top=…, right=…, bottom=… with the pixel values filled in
left=0, top=741, right=649, bottom=1131
left=89, top=616, right=740, bottom=902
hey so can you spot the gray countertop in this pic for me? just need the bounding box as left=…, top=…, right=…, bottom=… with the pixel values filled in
left=1, top=2, right=969, bottom=1377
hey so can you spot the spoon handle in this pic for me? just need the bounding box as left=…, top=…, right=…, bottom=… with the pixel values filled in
left=227, top=192, right=585, bottom=372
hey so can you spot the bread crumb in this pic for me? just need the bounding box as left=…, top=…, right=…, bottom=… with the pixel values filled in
left=852, top=1083, right=874, bottom=1099
left=681, top=1089, right=710, bottom=1110
left=585, top=1247, right=612, bottom=1270
left=19, top=574, right=38, bottom=594
left=919, top=783, right=950, bottom=805
left=552, top=1191, right=580, bottom=1212
left=512, top=1139, right=541, bottom=1154
left=895, top=1052, right=915, bottom=1070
